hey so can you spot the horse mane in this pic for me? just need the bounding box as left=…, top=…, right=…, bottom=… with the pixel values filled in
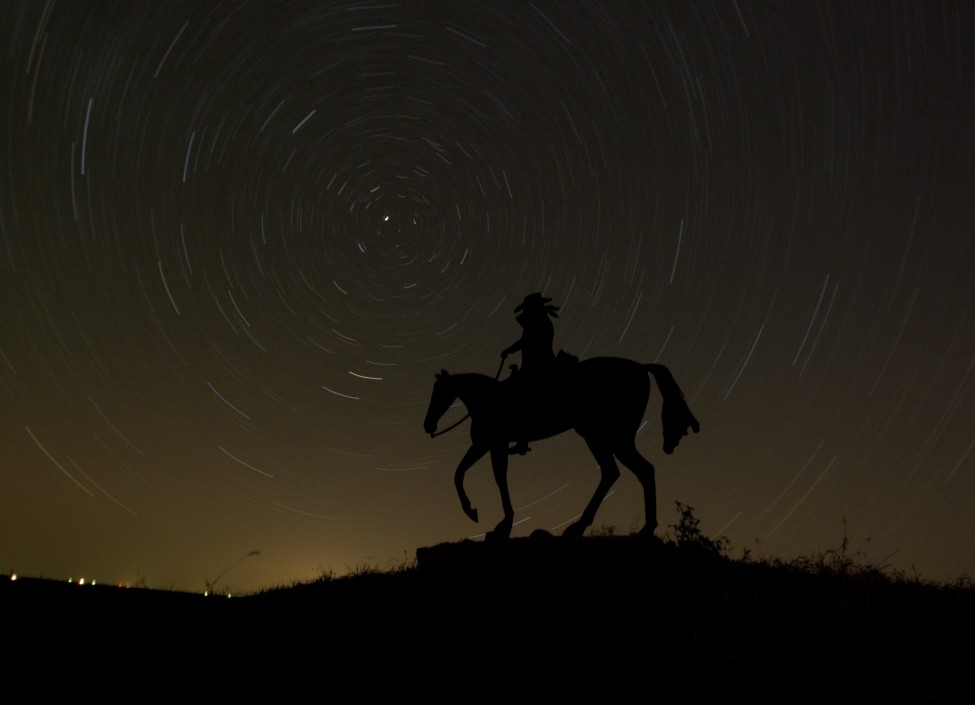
left=451, top=371, right=498, bottom=385
left=457, top=372, right=500, bottom=399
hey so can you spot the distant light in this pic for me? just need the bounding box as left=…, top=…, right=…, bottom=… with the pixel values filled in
left=78, top=578, right=86, bottom=585
left=10, top=574, right=16, bottom=581
left=383, top=215, right=389, bottom=221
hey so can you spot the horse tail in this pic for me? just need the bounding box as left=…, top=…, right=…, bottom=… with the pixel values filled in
left=645, top=364, right=700, bottom=454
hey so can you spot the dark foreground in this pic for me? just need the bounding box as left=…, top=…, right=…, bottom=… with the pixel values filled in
left=4, top=534, right=974, bottom=702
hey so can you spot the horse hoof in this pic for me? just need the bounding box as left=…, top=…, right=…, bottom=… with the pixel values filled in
left=562, top=523, right=585, bottom=538
left=486, top=519, right=513, bottom=542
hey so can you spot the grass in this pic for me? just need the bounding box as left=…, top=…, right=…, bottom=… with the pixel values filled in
left=657, top=501, right=966, bottom=591
left=264, top=501, right=967, bottom=601
left=240, top=505, right=973, bottom=701
left=4, top=503, right=972, bottom=701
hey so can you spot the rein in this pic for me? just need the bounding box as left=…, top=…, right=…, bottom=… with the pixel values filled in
left=429, top=359, right=506, bottom=438
left=430, top=413, right=470, bottom=438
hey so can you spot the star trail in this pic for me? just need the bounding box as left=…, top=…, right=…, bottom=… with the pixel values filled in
left=2, top=1, right=974, bottom=593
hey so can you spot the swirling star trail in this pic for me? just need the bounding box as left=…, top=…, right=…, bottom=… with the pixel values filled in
left=2, top=1, right=974, bottom=592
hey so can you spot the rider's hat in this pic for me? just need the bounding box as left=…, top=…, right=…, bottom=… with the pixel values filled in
left=514, top=292, right=560, bottom=317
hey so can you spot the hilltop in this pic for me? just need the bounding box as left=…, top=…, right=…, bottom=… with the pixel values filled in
left=4, top=524, right=973, bottom=702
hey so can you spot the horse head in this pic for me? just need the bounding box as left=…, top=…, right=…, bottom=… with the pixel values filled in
left=423, top=370, right=455, bottom=436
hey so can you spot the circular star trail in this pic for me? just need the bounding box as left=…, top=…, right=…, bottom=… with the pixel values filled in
left=2, top=1, right=974, bottom=592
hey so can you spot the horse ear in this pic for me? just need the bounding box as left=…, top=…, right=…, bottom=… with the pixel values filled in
left=439, top=369, right=449, bottom=378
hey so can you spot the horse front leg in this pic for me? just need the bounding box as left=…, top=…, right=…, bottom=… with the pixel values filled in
left=485, top=445, right=514, bottom=542
left=454, top=444, right=488, bottom=522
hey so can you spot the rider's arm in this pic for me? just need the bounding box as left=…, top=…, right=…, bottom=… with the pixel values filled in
left=501, top=338, right=522, bottom=358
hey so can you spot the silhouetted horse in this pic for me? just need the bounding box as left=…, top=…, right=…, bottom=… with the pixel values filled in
left=423, top=358, right=699, bottom=540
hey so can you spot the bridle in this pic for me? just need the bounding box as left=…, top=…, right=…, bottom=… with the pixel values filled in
left=429, top=413, right=470, bottom=438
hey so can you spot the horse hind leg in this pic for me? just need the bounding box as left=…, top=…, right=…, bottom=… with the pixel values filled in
left=563, top=437, right=620, bottom=537
left=485, top=445, right=514, bottom=542
left=614, top=439, right=657, bottom=537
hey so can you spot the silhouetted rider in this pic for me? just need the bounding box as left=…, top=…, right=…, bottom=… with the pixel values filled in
left=501, top=293, right=560, bottom=454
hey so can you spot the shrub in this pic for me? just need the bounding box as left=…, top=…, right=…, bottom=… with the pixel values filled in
left=668, top=501, right=729, bottom=556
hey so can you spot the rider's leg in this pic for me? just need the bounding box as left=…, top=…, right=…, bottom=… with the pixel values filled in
left=507, top=371, right=531, bottom=454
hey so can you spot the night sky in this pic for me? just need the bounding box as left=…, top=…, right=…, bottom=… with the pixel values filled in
left=2, top=1, right=974, bottom=594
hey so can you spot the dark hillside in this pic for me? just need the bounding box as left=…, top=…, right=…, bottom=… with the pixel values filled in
left=4, top=533, right=973, bottom=702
